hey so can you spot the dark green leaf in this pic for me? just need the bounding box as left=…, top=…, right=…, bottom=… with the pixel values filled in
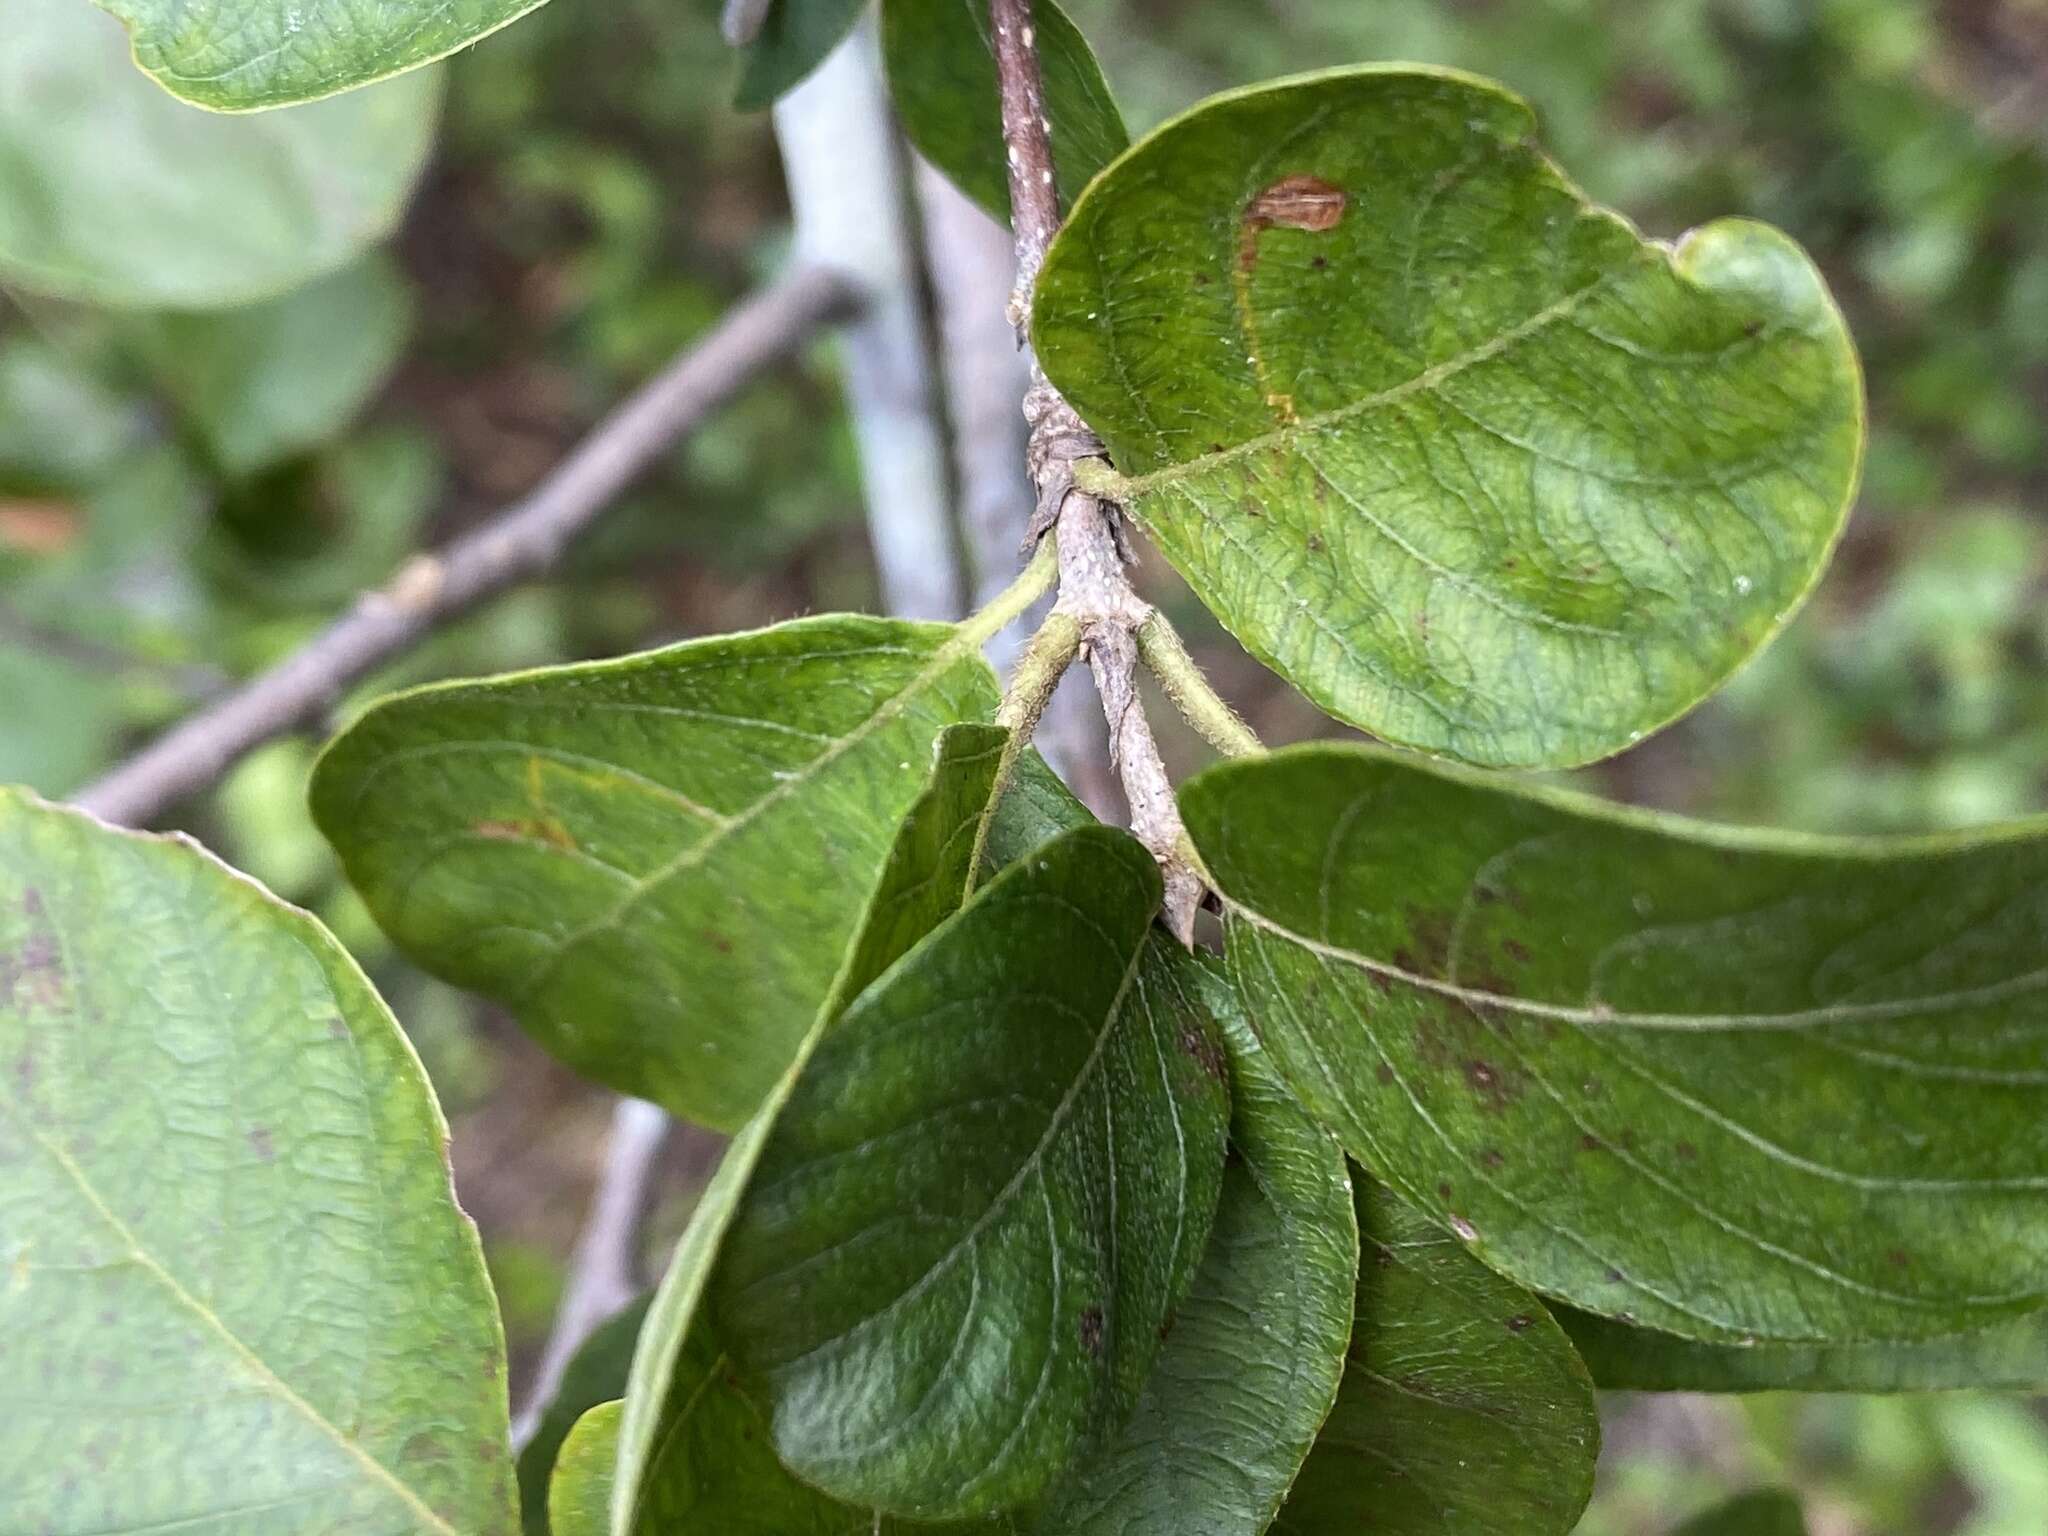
left=881, top=0, right=1127, bottom=221
left=1558, top=1305, right=2048, bottom=1392
left=1185, top=744, right=2048, bottom=1343
left=1672, top=1490, right=1807, bottom=1536
left=90, top=0, right=542, bottom=110
left=311, top=617, right=1001, bottom=1132
left=714, top=825, right=1231, bottom=1518
left=518, top=1298, right=651, bottom=1536
left=1, top=0, right=438, bottom=306
left=733, top=0, right=868, bottom=111
left=1037, top=999, right=1355, bottom=1536
left=0, top=789, right=515, bottom=1535
left=1035, top=67, right=1863, bottom=769
left=1272, top=1180, right=1599, bottom=1536
left=610, top=724, right=1008, bottom=1533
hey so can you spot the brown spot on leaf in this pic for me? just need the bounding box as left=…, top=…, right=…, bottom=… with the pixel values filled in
left=1503, top=938, right=1531, bottom=964
left=704, top=931, right=734, bottom=955
left=247, top=1126, right=275, bottom=1163
left=1179, top=1023, right=1228, bottom=1082
left=1506, top=1314, right=1535, bottom=1333
left=1461, top=1058, right=1520, bottom=1113
left=1887, top=1248, right=1912, bottom=1268
left=471, top=817, right=575, bottom=851
left=1480, top=1147, right=1506, bottom=1170
left=1578, top=1133, right=1606, bottom=1153
left=1079, top=1305, right=1105, bottom=1358
left=1674, top=1140, right=1699, bottom=1162
left=1244, top=175, right=1349, bottom=244
left=1374, top=1062, right=1396, bottom=1084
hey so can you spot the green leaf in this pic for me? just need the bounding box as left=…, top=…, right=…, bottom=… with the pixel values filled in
left=1034, top=67, right=1863, bottom=770
left=548, top=1402, right=622, bottom=1536
left=126, top=256, right=413, bottom=477
left=1671, top=1490, right=1807, bottom=1536
left=1272, top=1180, right=1599, bottom=1536
left=1558, top=1305, right=2048, bottom=1392
left=1184, top=744, right=2048, bottom=1344
left=89, top=0, right=540, bottom=110
left=609, top=723, right=1008, bottom=1533
left=1037, top=998, right=1355, bottom=1536
left=734, top=0, right=868, bottom=111
left=881, top=0, right=1127, bottom=222
left=517, top=1298, right=651, bottom=1536
left=0, top=789, right=515, bottom=1535
left=311, top=616, right=1002, bottom=1132
left=713, top=825, right=1231, bottom=1519
left=0, top=0, right=438, bottom=307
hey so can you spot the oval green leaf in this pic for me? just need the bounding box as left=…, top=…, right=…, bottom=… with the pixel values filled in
left=0, top=0, right=437, bottom=307
left=1035, top=67, right=1863, bottom=769
left=713, top=825, right=1231, bottom=1519
left=1185, top=744, right=2048, bottom=1344
left=0, top=789, right=515, bottom=1535
left=311, top=616, right=1002, bottom=1132
left=1272, top=1179, right=1599, bottom=1536
left=882, top=0, right=1127, bottom=222
left=1558, top=1305, right=2048, bottom=1393
left=548, top=1402, right=622, bottom=1536
left=734, top=0, right=868, bottom=110
left=1036, top=1000, right=1355, bottom=1536
left=517, top=1298, right=650, bottom=1536
left=90, top=0, right=535, bottom=110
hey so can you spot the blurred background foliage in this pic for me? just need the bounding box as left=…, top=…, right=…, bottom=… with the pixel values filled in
left=3, top=0, right=2046, bottom=1530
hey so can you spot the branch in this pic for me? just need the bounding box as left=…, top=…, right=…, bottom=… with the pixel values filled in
left=989, top=0, right=1204, bottom=940
left=73, top=265, right=857, bottom=827
left=509, top=1097, right=672, bottom=1449
left=775, top=17, right=959, bottom=622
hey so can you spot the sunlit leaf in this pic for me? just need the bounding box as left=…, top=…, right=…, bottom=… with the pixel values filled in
left=1185, top=744, right=2048, bottom=1343
left=0, top=789, right=515, bottom=1534
left=1035, top=67, right=1862, bottom=769
left=0, top=0, right=437, bottom=306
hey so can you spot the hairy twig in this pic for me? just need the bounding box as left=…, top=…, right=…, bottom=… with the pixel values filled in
left=989, top=0, right=1203, bottom=940
left=509, top=1097, right=671, bottom=1449
left=73, top=265, right=858, bottom=827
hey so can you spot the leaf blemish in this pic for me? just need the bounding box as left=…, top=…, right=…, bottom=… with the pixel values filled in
left=1079, top=1304, right=1105, bottom=1357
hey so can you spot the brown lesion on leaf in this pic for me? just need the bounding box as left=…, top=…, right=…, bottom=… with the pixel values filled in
left=1, top=889, right=69, bottom=1014
left=1232, top=173, right=1349, bottom=426
left=246, top=1126, right=276, bottom=1163
left=1178, top=1021, right=1228, bottom=1082
left=1078, top=1304, right=1105, bottom=1358
left=470, top=817, right=576, bottom=851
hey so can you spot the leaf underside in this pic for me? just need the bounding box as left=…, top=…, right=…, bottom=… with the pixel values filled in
left=1185, top=744, right=2048, bottom=1345
left=0, top=789, right=515, bottom=1536
left=311, top=615, right=999, bottom=1133
left=1035, top=66, right=1863, bottom=769
left=713, top=825, right=1231, bottom=1519
left=1273, top=1178, right=1599, bottom=1536
left=734, top=0, right=868, bottom=111
left=1, top=0, right=439, bottom=308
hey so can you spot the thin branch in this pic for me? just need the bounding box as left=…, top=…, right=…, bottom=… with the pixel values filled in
left=509, top=1097, right=672, bottom=1449
left=776, top=17, right=960, bottom=622
left=73, top=265, right=858, bottom=827
left=990, top=0, right=1204, bottom=940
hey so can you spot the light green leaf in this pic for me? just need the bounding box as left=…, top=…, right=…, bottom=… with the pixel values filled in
left=548, top=1402, right=621, bottom=1536
left=126, top=256, right=413, bottom=477
left=1272, top=1180, right=1599, bottom=1536
left=1185, top=744, right=2048, bottom=1344
left=1671, top=1490, right=1807, bottom=1536
left=609, top=724, right=1008, bottom=1533
left=1037, top=1000, right=1355, bottom=1536
left=1557, top=1305, right=2048, bottom=1392
left=0, top=0, right=438, bottom=307
left=90, top=0, right=537, bottom=111
left=1034, top=67, right=1863, bottom=769
left=713, top=825, right=1231, bottom=1519
left=734, top=0, right=867, bottom=111
left=881, top=0, right=1127, bottom=222
left=517, top=1298, right=650, bottom=1536
left=0, top=789, right=515, bottom=1535
left=311, top=616, right=1003, bottom=1132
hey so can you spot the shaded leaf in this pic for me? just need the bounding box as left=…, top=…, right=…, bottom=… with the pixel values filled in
left=1672, top=1489, right=1807, bottom=1536
left=1037, top=998, right=1355, bottom=1536
left=734, top=0, right=868, bottom=111
left=1, top=0, right=438, bottom=307
left=311, top=616, right=1001, bottom=1132
left=1558, top=1304, right=2048, bottom=1392
left=517, top=1298, right=650, bottom=1536
left=714, top=825, right=1231, bottom=1518
left=91, top=0, right=541, bottom=110
left=548, top=1402, right=621, bottom=1536
left=882, top=0, right=1127, bottom=221
left=1272, top=1180, right=1598, bottom=1536
left=0, top=789, right=515, bottom=1535
left=127, top=257, right=413, bottom=477
left=1035, top=67, right=1862, bottom=769
left=610, top=724, right=1007, bottom=1532
left=1186, top=744, right=2048, bottom=1343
